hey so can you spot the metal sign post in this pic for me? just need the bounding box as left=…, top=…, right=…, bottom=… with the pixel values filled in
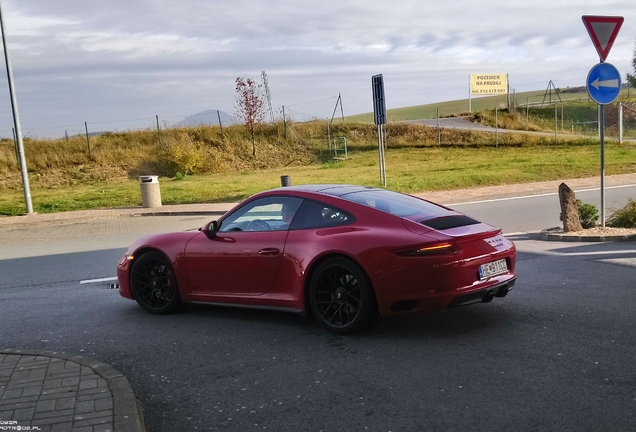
left=372, top=74, right=387, bottom=186
left=0, top=1, right=33, bottom=214
left=582, top=15, right=624, bottom=228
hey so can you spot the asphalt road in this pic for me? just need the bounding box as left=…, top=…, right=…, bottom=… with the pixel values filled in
left=1, top=197, right=636, bottom=431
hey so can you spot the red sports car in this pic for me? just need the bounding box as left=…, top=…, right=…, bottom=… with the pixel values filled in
left=117, top=185, right=516, bottom=333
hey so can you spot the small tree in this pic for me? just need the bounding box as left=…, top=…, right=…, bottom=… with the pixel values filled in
left=627, top=39, right=636, bottom=89
left=234, top=77, right=266, bottom=156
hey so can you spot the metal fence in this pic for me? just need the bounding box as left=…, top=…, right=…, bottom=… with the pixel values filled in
left=0, top=95, right=344, bottom=141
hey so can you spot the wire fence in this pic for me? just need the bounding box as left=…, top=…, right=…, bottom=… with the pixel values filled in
left=0, top=96, right=345, bottom=141
left=2, top=92, right=636, bottom=142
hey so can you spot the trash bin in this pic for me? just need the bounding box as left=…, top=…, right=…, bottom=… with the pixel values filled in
left=139, top=176, right=162, bottom=208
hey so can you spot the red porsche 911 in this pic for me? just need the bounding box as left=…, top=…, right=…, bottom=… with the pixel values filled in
left=117, top=185, right=516, bottom=334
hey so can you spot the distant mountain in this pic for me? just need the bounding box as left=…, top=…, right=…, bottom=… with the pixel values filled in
left=175, top=110, right=239, bottom=127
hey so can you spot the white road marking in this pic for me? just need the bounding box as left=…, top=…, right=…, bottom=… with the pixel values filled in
left=79, top=276, right=118, bottom=284
left=449, top=184, right=636, bottom=206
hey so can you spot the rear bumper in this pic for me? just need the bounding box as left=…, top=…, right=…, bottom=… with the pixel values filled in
left=448, top=277, right=515, bottom=308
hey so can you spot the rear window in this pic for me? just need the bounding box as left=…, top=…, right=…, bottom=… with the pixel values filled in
left=340, top=189, right=452, bottom=220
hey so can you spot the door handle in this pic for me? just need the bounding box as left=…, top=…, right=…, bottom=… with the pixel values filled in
left=258, top=248, right=280, bottom=256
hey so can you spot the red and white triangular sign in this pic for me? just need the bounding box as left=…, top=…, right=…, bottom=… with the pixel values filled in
left=582, top=15, right=624, bottom=62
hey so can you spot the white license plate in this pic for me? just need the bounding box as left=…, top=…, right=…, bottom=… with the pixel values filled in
left=479, top=259, right=508, bottom=280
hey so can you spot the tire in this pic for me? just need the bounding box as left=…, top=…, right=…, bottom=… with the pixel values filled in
left=309, top=257, right=379, bottom=334
left=130, top=252, right=182, bottom=314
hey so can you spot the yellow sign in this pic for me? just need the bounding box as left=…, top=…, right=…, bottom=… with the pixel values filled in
left=470, top=74, right=508, bottom=95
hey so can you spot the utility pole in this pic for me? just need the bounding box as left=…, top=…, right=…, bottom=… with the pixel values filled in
left=0, top=1, right=32, bottom=213
left=261, top=71, right=275, bottom=123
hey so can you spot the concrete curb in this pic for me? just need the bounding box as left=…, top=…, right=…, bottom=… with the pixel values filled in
left=0, top=348, right=145, bottom=432
left=0, top=209, right=229, bottom=229
left=539, top=228, right=636, bottom=242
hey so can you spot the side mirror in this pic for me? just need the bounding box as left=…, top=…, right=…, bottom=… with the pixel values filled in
left=202, top=220, right=220, bottom=238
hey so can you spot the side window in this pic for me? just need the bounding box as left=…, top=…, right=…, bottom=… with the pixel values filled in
left=219, top=197, right=303, bottom=232
left=290, top=200, right=354, bottom=230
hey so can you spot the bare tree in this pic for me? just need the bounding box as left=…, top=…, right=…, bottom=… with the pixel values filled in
left=235, top=77, right=266, bottom=156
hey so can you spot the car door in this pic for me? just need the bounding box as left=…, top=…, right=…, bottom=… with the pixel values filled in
left=185, top=196, right=303, bottom=296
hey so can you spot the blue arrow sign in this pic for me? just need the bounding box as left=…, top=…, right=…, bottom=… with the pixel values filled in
left=587, top=62, right=621, bottom=105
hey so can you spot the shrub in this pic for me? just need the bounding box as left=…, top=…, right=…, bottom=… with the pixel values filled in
left=606, top=199, right=636, bottom=228
left=577, top=200, right=599, bottom=229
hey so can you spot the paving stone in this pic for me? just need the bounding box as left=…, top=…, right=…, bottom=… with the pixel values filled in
left=94, top=397, right=113, bottom=412
left=13, top=407, right=35, bottom=421
left=93, top=423, right=114, bottom=432
left=50, top=422, right=73, bottom=432
left=61, top=376, right=80, bottom=388
left=55, top=397, right=76, bottom=411
left=35, top=399, right=57, bottom=413
left=1, top=388, right=23, bottom=399
left=79, top=379, right=97, bottom=391
left=32, top=414, right=75, bottom=425
left=21, top=385, right=43, bottom=397
left=33, top=409, right=75, bottom=420
left=77, top=392, right=110, bottom=402
left=75, top=400, right=95, bottom=414
left=50, top=423, right=72, bottom=432
left=73, top=415, right=112, bottom=428
left=0, top=409, right=14, bottom=420
left=43, top=379, right=63, bottom=390
left=75, top=410, right=113, bottom=421
left=71, top=426, right=93, bottom=432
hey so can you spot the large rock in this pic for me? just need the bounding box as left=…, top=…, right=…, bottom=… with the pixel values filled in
left=559, top=183, right=583, bottom=232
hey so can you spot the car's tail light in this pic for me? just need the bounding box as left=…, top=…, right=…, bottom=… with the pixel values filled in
left=395, top=243, right=457, bottom=256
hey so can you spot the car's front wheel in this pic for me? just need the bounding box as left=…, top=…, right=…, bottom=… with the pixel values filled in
left=130, top=252, right=182, bottom=314
left=309, top=257, right=379, bottom=334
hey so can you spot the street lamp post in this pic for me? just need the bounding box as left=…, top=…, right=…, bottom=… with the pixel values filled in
left=0, top=1, right=33, bottom=214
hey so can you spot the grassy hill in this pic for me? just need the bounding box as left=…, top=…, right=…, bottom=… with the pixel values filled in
left=345, top=87, right=624, bottom=122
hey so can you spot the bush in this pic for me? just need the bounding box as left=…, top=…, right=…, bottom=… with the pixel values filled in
left=577, top=200, right=599, bottom=229
left=606, top=199, right=636, bottom=228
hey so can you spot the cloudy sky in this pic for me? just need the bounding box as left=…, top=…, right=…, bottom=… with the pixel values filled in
left=0, top=0, right=634, bottom=137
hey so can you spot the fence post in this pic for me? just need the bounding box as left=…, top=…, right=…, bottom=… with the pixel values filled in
left=495, top=107, right=498, bottom=148
left=619, top=102, right=623, bottom=143
left=526, top=97, right=529, bottom=128
left=156, top=115, right=161, bottom=146
left=437, top=108, right=440, bottom=146
left=282, top=105, right=287, bottom=139
left=554, top=104, right=557, bottom=144
left=217, top=110, right=225, bottom=143
left=84, top=121, right=91, bottom=157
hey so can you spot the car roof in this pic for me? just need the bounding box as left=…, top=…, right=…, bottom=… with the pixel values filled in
left=270, top=184, right=382, bottom=197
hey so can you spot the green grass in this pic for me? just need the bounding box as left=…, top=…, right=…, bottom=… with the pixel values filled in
left=3, top=139, right=636, bottom=216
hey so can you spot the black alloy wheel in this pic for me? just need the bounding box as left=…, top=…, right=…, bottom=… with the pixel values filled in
left=309, top=257, right=379, bottom=334
left=130, top=252, right=182, bottom=314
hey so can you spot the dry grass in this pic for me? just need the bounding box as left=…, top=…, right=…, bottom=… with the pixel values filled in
left=2, top=119, right=636, bottom=216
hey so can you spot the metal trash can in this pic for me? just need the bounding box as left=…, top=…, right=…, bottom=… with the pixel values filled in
left=139, top=176, right=162, bottom=208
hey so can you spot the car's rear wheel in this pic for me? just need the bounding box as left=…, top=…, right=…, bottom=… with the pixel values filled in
left=309, top=257, right=379, bottom=334
left=130, top=252, right=182, bottom=314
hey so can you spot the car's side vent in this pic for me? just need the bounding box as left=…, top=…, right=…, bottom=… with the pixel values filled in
left=421, top=215, right=480, bottom=230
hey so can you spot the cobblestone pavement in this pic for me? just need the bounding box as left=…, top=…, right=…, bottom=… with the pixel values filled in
left=0, top=350, right=143, bottom=432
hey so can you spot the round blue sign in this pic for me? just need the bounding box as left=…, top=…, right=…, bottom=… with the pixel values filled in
left=587, top=62, right=621, bottom=105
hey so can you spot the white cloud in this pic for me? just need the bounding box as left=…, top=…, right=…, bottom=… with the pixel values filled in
left=0, top=0, right=633, bottom=133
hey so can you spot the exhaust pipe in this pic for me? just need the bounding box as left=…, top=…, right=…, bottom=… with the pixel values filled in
left=495, top=285, right=509, bottom=298
left=483, top=291, right=495, bottom=303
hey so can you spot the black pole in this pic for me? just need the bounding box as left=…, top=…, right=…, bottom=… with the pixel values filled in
left=217, top=110, right=224, bottom=143
left=84, top=121, right=91, bottom=157
left=282, top=105, right=287, bottom=139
